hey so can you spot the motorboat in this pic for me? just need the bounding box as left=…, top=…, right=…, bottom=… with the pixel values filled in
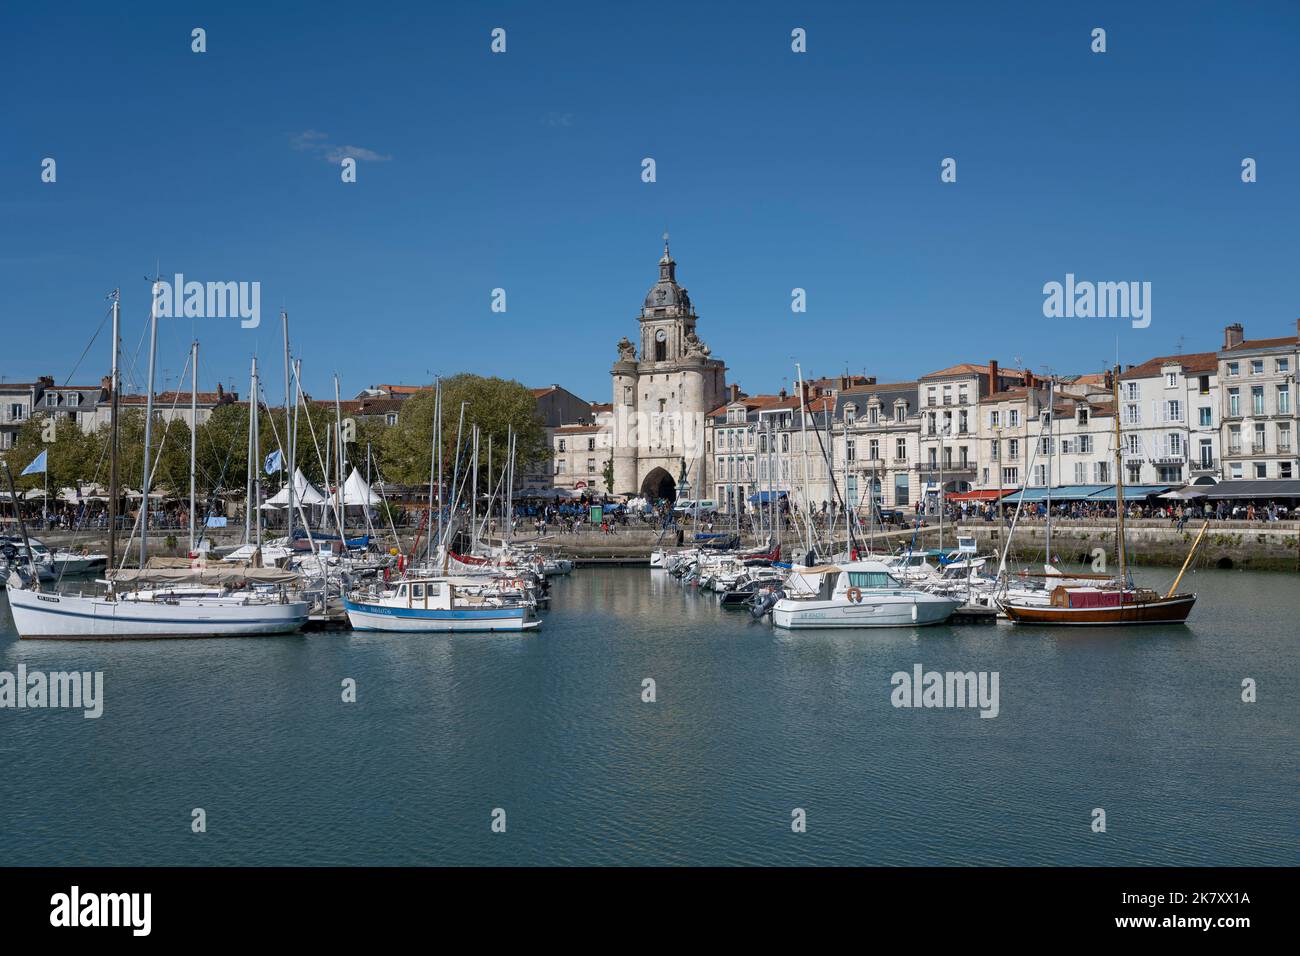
left=771, top=560, right=960, bottom=629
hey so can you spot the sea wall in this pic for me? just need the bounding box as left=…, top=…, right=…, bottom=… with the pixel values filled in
left=23, top=518, right=1300, bottom=572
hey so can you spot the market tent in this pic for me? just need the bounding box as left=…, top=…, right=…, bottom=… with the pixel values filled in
left=341, top=468, right=381, bottom=506
left=263, top=468, right=327, bottom=507
left=748, top=491, right=789, bottom=503
left=1202, top=479, right=1300, bottom=500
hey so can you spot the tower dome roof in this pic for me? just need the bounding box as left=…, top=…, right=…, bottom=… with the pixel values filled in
left=643, top=235, right=692, bottom=312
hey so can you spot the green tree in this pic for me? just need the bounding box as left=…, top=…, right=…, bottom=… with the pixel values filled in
left=378, top=375, right=545, bottom=494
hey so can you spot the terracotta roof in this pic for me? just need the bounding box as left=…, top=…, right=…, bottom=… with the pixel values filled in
left=920, top=363, right=1026, bottom=381
left=980, top=387, right=1031, bottom=404
left=589, top=402, right=613, bottom=413
left=1119, top=351, right=1218, bottom=379
left=1222, top=335, right=1299, bottom=352
left=375, top=384, right=428, bottom=395
left=554, top=424, right=602, bottom=434
left=840, top=380, right=918, bottom=396
left=707, top=393, right=789, bottom=418
left=119, top=391, right=231, bottom=405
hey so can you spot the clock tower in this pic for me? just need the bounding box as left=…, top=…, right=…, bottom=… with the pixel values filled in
left=610, top=237, right=728, bottom=500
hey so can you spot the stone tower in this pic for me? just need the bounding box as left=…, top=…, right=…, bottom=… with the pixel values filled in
left=611, top=237, right=727, bottom=500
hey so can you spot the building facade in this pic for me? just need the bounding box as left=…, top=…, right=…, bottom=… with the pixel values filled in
left=1217, top=322, right=1298, bottom=481
left=610, top=240, right=727, bottom=501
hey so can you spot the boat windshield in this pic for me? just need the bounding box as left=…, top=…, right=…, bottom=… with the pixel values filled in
left=847, top=570, right=900, bottom=589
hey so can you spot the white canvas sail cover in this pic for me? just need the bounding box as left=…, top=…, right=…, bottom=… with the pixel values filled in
left=341, top=468, right=381, bottom=506
left=264, top=468, right=327, bottom=506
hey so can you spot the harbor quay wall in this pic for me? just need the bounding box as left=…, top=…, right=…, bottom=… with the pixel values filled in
left=510, top=519, right=1300, bottom=572
left=25, top=519, right=1299, bottom=572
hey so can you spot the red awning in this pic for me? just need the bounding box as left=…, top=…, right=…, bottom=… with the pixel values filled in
left=945, top=489, right=1013, bottom=501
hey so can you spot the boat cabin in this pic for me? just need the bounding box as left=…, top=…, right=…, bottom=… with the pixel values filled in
left=394, top=579, right=455, bottom=610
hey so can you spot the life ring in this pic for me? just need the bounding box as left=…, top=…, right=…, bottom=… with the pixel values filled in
left=846, top=587, right=862, bottom=603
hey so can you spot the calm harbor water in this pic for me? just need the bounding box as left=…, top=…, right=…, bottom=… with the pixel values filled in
left=1, top=566, right=1295, bottom=866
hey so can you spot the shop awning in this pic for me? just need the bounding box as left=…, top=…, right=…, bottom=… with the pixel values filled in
left=1082, top=484, right=1172, bottom=502
left=1202, top=479, right=1300, bottom=500
left=945, top=489, right=1010, bottom=501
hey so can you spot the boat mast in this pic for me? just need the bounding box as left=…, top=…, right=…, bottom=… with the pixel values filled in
left=245, top=358, right=255, bottom=544
left=140, top=281, right=160, bottom=568
left=282, top=310, right=294, bottom=546
left=107, top=290, right=120, bottom=573
left=472, top=424, right=480, bottom=554
left=428, top=379, right=442, bottom=563
left=1045, top=375, right=1054, bottom=564
left=333, top=374, right=345, bottom=538
left=252, top=357, right=262, bottom=549
left=189, top=340, right=198, bottom=554
left=1112, top=364, right=1127, bottom=586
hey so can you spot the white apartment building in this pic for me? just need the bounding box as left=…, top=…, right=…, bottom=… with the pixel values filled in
left=1116, top=352, right=1220, bottom=485
left=1217, top=323, right=1299, bottom=481
left=920, top=361, right=1026, bottom=505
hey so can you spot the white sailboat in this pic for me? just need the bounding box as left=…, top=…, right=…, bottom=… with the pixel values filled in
left=4, top=290, right=309, bottom=639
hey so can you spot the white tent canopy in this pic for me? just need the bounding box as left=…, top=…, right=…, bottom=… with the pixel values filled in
left=264, top=468, right=327, bottom=507
left=341, top=468, right=381, bottom=506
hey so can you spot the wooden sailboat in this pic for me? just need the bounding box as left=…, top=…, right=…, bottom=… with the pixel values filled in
left=1000, top=365, right=1207, bottom=626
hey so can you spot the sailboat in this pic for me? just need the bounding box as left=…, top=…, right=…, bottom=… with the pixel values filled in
left=999, top=365, right=1207, bottom=626
left=5, top=290, right=309, bottom=639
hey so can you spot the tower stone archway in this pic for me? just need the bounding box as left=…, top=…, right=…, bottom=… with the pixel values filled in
left=640, top=467, right=676, bottom=503
left=611, top=237, right=728, bottom=497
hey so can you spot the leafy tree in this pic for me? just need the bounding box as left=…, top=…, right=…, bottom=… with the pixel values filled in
left=378, top=375, right=545, bottom=497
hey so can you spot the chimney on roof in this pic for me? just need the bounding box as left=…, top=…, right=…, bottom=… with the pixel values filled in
left=216, top=382, right=224, bottom=399
left=987, top=360, right=999, bottom=395
left=729, top=383, right=740, bottom=403
left=1103, top=370, right=1114, bottom=391
left=100, top=374, right=112, bottom=394
left=779, top=387, right=787, bottom=400
left=38, top=375, right=54, bottom=387
left=1023, top=369, right=1034, bottom=389
left=1223, top=323, right=1244, bottom=349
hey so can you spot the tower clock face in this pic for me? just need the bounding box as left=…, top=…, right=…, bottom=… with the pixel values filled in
left=655, top=329, right=667, bottom=342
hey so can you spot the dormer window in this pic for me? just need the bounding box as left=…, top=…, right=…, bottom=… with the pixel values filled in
left=844, top=404, right=856, bottom=424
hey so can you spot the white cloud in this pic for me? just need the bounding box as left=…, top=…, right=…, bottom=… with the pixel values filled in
left=290, top=130, right=391, bottom=162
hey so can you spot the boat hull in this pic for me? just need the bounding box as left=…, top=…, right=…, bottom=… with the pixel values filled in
left=343, top=598, right=539, bottom=632
left=6, top=587, right=310, bottom=639
left=772, top=594, right=960, bottom=629
left=999, top=593, right=1196, bottom=625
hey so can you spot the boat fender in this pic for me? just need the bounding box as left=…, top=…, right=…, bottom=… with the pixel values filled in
left=846, top=587, right=862, bottom=603
left=911, top=601, right=918, bottom=622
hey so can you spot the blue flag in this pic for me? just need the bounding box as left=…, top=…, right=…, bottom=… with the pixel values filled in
left=20, top=450, right=47, bottom=476
left=264, top=449, right=284, bottom=475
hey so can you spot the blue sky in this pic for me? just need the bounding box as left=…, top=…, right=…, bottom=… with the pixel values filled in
left=2, top=1, right=1297, bottom=404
